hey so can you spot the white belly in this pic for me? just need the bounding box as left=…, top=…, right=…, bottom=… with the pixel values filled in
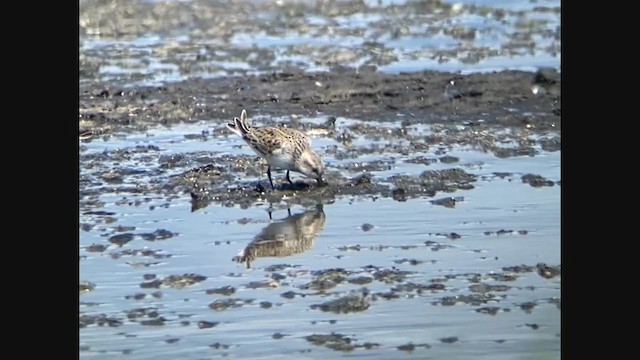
left=264, top=151, right=296, bottom=170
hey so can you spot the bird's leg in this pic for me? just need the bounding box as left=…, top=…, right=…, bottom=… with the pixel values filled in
left=267, top=166, right=275, bottom=190
left=286, top=170, right=293, bottom=184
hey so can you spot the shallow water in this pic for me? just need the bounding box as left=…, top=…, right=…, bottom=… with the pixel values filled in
left=80, top=0, right=560, bottom=357
left=79, top=119, right=560, bottom=359
left=80, top=0, right=561, bottom=86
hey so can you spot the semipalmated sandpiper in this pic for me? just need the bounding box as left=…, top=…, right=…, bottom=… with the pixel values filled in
left=226, top=109, right=325, bottom=189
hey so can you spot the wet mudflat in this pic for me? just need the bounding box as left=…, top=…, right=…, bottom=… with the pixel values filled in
left=79, top=120, right=560, bottom=359
left=79, top=0, right=560, bottom=359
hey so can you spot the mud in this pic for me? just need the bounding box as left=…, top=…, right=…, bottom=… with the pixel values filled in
left=310, top=293, right=370, bottom=313
left=80, top=65, right=559, bottom=212
left=80, top=0, right=560, bottom=358
left=80, top=67, right=560, bottom=134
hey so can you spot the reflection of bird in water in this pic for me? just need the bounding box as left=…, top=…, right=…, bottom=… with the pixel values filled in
left=233, top=205, right=326, bottom=268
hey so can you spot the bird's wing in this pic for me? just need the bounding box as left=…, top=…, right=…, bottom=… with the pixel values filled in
left=281, top=127, right=312, bottom=147
left=245, top=127, right=291, bottom=155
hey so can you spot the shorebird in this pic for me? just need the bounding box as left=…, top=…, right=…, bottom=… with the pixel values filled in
left=226, top=109, right=325, bottom=189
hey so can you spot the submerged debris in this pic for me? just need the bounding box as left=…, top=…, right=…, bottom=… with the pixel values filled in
left=209, top=298, right=254, bottom=311
left=163, top=274, right=207, bottom=289
left=521, top=173, right=555, bottom=187
left=206, top=286, right=236, bottom=296
left=310, top=294, right=370, bottom=314
left=397, top=343, right=431, bottom=352
left=536, top=263, right=561, bottom=279
left=80, top=281, right=96, bottom=294
left=305, top=333, right=377, bottom=352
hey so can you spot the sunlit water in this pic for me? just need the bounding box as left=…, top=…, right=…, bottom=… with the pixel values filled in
left=80, top=0, right=561, bottom=86
left=80, top=0, right=560, bottom=357
left=80, top=120, right=560, bottom=359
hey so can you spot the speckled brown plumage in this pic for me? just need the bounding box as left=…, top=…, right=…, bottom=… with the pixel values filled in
left=226, top=109, right=325, bottom=189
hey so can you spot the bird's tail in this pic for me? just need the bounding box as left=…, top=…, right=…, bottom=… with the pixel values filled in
left=226, top=109, right=252, bottom=136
